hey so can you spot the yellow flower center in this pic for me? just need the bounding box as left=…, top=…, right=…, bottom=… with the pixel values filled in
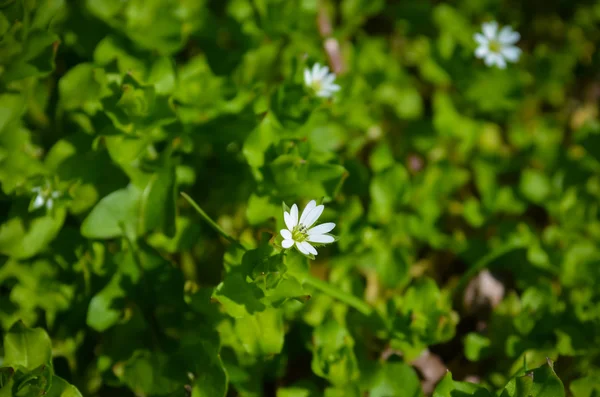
left=292, top=224, right=309, bottom=242
left=489, top=40, right=502, bottom=53
left=310, top=79, right=323, bottom=93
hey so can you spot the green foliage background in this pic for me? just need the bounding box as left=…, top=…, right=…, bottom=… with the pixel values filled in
left=1, top=0, right=600, bottom=396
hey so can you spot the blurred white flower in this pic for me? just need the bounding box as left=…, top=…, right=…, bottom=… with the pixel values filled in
left=280, top=200, right=336, bottom=257
left=474, top=21, right=521, bottom=69
left=30, top=183, right=61, bottom=211
left=304, top=63, right=340, bottom=98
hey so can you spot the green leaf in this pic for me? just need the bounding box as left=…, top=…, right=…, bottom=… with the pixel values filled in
left=234, top=308, right=285, bottom=356
left=369, top=164, right=409, bottom=222
left=531, top=362, right=566, bottom=397
left=58, top=63, right=107, bottom=111
left=45, top=376, right=83, bottom=397
left=311, top=321, right=359, bottom=386
left=178, top=329, right=228, bottom=397
left=324, top=386, right=361, bottom=397
left=212, top=273, right=266, bottom=318
left=433, top=371, right=493, bottom=396
left=121, top=350, right=185, bottom=396
left=0, top=208, right=66, bottom=259
left=570, top=374, right=600, bottom=397
left=464, top=333, right=491, bottom=362
left=9, top=364, right=53, bottom=396
left=263, top=276, right=307, bottom=306
left=243, top=113, right=281, bottom=176
left=369, top=362, right=423, bottom=397
left=148, top=56, right=176, bottom=94
left=392, top=278, right=458, bottom=360
left=3, top=321, right=52, bottom=371
left=81, top=185, right=141, bottom=239
left=1, top=31, right=59, bottom=83
left=0, top=94, right=46, bottom=194
left=276, top=386, right=315, bottom=397
left=139, top=166, right=177, bottom=237
left=30, top=0, right=66, bottom=30
left=375, top=83, right=423, bottom=119
left=190, top=343, right=228, bottom=397
left=86, top=273, right=126, bottom=332
left=520, top=169, right=551, bottom=204
left=246, top=194, right=280, bottom=225
left=101, top=73, right=177, bottom=132
left=85, top=0, right=192, bottom=54
left=502, top=362, right=565, bottom=397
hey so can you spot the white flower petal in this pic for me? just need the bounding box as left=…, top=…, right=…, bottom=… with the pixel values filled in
left=299, top=200, right=317, bottom=224
left=282, top=239, right=294, bottom=249
left=473, top=33, right=488, bottom=45
left=308, top=234, right=335, bottom=244
left=299, top=241, right=317, bottom=256
left=284, top=211, right=294, bottom=230
left=501, top=45, right=521, bottom=62
left=475, top=45, right=489, bottom=58
left=482, top=21, right=498, bottom=39
left=312, top=63, right=321, bottom=78
left=296, top=240, right=310, bottom=255
left=484, top=53, right=497, bottom=67
left=322, top=74, right=336, bottom=85
left=31, top=195, right=45, bottom=209
left=304, top=67, right=312, bottom=86
left=46, top=199, right=54, bottom=210
left=290, top=204, right=299, bottom=228
left=308, top=222, right=336, bottom=235
left=302, top=205, right=324, bottom=228
left=499, top=26, right=520, bottom=45
left=316, top=90, right=333, bottom=98
left=317, top=66, right=330, bottom=80
left=281, top=229, right=292, bottom=239
left=494, top=54, right=507, bottom=69
left=325, top=83, right=340, bottom=92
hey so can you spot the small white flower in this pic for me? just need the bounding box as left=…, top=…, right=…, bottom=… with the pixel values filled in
left=30, top=184, right=61, bottom=212
left=303, top=63, right=341, bottom=98
left=474, top=21, right=521, bottom=69
left=280, top=200, right=336, bottom=257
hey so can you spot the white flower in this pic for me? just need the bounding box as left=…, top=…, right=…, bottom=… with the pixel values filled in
left=474, top=21, right=521, bottom=69
left=280, top=200, right=336, bottom=257
left=303, top=63, right=341, bottom=98
left=30, top=184, right=61, bottom=211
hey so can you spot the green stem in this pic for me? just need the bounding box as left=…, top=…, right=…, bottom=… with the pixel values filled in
left=180, top=192, right=244, bottom=249
left=304, top=274, right=373, bottom=316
